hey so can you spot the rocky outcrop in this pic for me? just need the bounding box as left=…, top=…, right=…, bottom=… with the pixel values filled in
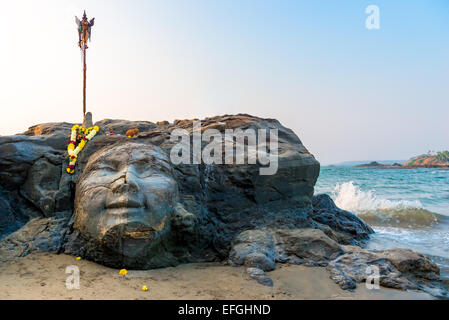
left=228, top=229, right=446, bottom=297
left=327, top=246, right=447, bottom=297
left=0, top=129, right=70, bottom=239
left=377, top=248, right=440, bottom=280
left=228, top=228, right=343, bottom=271
left=228, top=229, right=278, bottom=271
left=0, top=216, right=69, bottom=262
left=274, top=228, right=343, bottom=265
left=403, top=151, right=449, bottom=168
left=356, top=152, right=449, bottom=169
left=0, top=114, right=445, bottom=298
left=0, top=115, right=320, bottom=265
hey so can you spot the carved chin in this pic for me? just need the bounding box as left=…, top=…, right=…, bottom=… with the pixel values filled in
left=100, top=222, right=160, bottom=251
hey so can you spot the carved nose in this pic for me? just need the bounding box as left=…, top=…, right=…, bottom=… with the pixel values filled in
left=111, top=171, right=139, bottom=194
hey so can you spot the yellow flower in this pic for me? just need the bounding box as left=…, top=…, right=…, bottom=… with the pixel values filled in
left=72, top=125, right=79, bottom=130
left=119, top=269, right=128, bottom=276
left=141, top=285, right=148, bottom=291
left=76, top=257, right=81, bottom=260
left=93, top=126, right=99, bottom=131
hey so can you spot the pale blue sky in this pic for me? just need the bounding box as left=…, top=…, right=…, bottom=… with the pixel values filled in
left=0, top=0, right=448, bottom=164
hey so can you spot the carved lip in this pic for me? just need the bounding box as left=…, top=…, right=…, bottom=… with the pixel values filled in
left=105, top=198, right=144, bottom=209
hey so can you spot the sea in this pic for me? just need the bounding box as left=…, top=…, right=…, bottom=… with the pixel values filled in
left=315, top=166, right=449, bottom=278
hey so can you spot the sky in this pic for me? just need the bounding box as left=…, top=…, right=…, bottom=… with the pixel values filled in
left=0, top=0, right=448, bottom=164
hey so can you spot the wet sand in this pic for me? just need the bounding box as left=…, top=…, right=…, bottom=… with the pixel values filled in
left=0, top=252, right=433, bottom=300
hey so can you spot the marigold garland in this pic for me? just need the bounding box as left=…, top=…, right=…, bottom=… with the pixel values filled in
left=66, top=124, right=99, bottom=174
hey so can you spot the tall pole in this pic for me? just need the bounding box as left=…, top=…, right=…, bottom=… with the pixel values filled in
left=76, top=10, right=94, bottom=118
left=83, top=47, right=87, bottom=116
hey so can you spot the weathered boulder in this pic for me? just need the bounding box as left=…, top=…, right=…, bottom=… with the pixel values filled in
left=228, top=230, right=278, bottom=271
left=311, top=194, right=374, bottom=244
left=229, top=228, right=446, bottom=296
left=327, top=246, right=410, bottom=290
left=377, top=248, right=440, bottom=280
left=274, top=228, right=343, bottom=266
left=228, top=228, right=343, bottom=271
left=327, top=246, right=443, bottom=295
left=0, top=132, right=68, bottom=238
left=20, top=157, right=62, bottom=216
left=0, top=215, right=70, bottom=262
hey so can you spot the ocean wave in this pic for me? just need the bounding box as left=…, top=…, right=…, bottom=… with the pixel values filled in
left=332, top=181, right=440, bottom=228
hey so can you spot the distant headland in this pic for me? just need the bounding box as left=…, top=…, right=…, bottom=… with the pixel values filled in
left=356, top=151, right=449, bottom=169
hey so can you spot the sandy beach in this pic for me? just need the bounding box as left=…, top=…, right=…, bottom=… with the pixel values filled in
left=0, top=252, right=432, bottom=300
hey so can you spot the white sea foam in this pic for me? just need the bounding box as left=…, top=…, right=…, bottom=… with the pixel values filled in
left=333, top=181, right=423, bottom=212
left=332, top=181, right=439, bottom=228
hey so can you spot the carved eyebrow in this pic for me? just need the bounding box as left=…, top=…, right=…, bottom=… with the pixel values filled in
left=80, top=184, right=111, bottom=193
left=86, top=158, right=120, bottom=172
left=106, top=154, right=129, bottom=165
left=129, top=157, right=151, bottom=164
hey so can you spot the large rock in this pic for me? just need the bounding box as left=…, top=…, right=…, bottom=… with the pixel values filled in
left=228, top=230, right=278, bottom=271
left=327, top=246, right=445, bottom=296
left=1, top=114, right=447, bottom=298
left=274, top=228, right=343, bottom=266
left=0, top=114, right=321, bottom=268
left=376, top=248, right=440, bottom=280
left=0, top=131, right=68, bottom=238
left=151, top=114, right=321, bottom=257
left=0, top=215, right=70, bottom=262
left=228, top=228, right=343, bottom=271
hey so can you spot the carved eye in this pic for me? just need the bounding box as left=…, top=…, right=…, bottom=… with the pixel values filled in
left=131, top=160, right=151, bottom=173
left=135, top=165, right=154, bottom=177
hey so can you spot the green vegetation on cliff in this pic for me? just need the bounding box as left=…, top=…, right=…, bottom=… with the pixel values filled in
left=404, top=151, right=449, bottom=167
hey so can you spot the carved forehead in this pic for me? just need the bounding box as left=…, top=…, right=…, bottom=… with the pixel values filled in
left=86, top=142, right=172, bottom=170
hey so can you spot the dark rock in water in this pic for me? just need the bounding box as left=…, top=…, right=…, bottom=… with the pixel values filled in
left=311, top=194, right=374, bottom=244
left=246, top=267, right=274, bottom=287
left=359, top=161, right=382, bottom=167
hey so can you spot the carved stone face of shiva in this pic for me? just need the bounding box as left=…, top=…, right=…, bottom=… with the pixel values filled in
left=73, top=142, right=179, bottom=256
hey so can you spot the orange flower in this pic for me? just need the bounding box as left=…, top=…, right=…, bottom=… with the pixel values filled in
left=119, top=269, right=128, bottom=276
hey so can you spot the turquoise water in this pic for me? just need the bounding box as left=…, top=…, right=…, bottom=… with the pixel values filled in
left=315, top=166, right=449, bottom=276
